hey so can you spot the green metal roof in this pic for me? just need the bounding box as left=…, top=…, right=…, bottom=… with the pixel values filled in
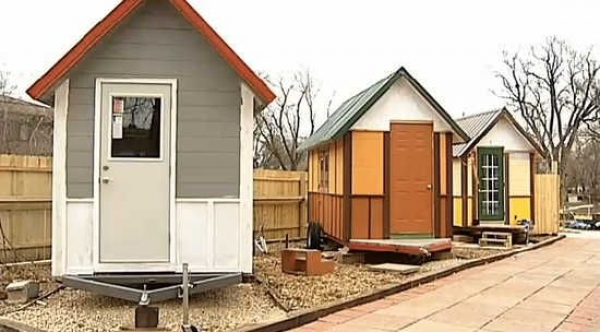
left=299, top=67, right=469, bottom=151
left=452, top=108, right=545, bottom=157
left=452, top=109, right=503, bottom=157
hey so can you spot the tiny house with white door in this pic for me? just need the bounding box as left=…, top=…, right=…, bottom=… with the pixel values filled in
left=26, top=0, right=275, bottom=302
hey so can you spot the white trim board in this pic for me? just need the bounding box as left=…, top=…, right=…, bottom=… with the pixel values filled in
left=53, top=79, right=69, bottom=277
left=239, top=83, right=254, bottom=273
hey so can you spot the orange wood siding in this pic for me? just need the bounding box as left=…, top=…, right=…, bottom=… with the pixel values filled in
left=350, top=196, right=384, bottom=239
left=308, top=139, right=344, bottom=195
left=335, top=140, right=344, bottom=195
left=308, top=150, right=319, bottom=191
left=309, top=192, right=344, bottom=240
left=328, top=143, right=336, bottom=193
left=370, top=198, right=384, bottom=239
left=351, top=131, right=384, bottom=195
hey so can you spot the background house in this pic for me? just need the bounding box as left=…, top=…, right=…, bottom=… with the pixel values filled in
left=452, top=108, right=543, bottom=226
left=301, top=67, right=468, bottom=241
left=0, top=95, right=52, bottom=155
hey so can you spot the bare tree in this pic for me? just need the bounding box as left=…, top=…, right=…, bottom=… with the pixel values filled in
left=0, top=70, right=16, bottom=151
left=496, top=37, right=600, bottom=177
left=254, top=70, right=332, bottom=170
left=565, top=135, right=600, bottom=202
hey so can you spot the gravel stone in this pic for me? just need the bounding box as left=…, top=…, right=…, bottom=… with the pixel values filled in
left=2, top=284, right=285, bottom=332
left=0, top=244, right=510, bottom=331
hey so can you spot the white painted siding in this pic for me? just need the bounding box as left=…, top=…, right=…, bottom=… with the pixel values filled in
left=65, top=200, right=245, bottom=274
left=476, top=117, right=534, bottom=152
left=66, top=201, right=93, bottom=274
left=351, top=77, right=453, bottom=133
left=177, top=200, right=242, bottom=272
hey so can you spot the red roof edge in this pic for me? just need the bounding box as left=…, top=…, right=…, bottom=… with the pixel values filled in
left=27, top=0, right=275, bottom=105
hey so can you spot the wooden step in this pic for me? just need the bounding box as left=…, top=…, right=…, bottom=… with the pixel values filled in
left=482, top=231, right=511, bottom=238
left=479, top=237, right=512, bottom=249
left=480, top=238, right=507, bottom=243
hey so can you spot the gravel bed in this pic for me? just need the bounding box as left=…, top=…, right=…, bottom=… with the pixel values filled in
left=451, top=246, right=508, bottom=260
left=254, top=252, right=468, bottom=311
left=0, top=264, right=284, bottom=332
left=0, top=244, right=501, bottom=331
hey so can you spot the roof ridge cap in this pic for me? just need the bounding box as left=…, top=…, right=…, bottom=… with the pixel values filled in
left=456, top=108, right=502, bottom=121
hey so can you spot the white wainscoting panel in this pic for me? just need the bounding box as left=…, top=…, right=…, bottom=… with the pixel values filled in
left=66, top=200, right=94, bottom=274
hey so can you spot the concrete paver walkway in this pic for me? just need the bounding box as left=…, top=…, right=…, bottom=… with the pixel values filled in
left=291, top=236, right=600, bottom=332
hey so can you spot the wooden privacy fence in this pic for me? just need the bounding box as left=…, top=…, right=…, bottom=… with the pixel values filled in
left=253, top=169, right=308, bottom=240
left=533, top=173, right=560, bottom=235
left=0, top=158, right=309, bottom=263
left=0, top=154, right=52, bottom=263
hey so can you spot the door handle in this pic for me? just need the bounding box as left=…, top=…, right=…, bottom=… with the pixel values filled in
left=427, top=184, right=432, bottom=190
left=101, top=177, right=111, bottom=184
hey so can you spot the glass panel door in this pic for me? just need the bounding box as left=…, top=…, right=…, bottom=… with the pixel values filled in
left=478, top=147, right=504, bottom=221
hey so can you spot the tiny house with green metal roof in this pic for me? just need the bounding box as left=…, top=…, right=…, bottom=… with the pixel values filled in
left=300, top=67, right=468, bottom=245
left=451, top=108, right=544, bottom=227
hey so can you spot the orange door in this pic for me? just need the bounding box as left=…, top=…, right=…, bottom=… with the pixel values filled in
left=389, top=122, right=433, bottom=236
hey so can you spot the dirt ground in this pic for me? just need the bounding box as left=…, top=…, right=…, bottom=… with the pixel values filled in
left=0, top=243, right=510, bottom=331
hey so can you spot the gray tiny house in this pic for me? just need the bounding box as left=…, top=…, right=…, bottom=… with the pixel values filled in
left=27, top=0, right=274, bottom=302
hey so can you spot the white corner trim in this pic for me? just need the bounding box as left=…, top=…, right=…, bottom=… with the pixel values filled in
left=92, top=78, right=179, bottom=272
left=170, top=79, right=179, bottom=268
left=53, top=79, right=69, bottom=277
left=240, top=83, right=254, bottom=273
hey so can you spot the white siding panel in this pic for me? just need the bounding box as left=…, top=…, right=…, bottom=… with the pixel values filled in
left=177, top=200, right=242, bottom=273
left=66, top=201, right=93, bottom=274
left=213, top=202, right=241, bottom=271
left=476, top=117, right=534, bottom=152
left=178, top=202, right=212, bottom=270
left=351, top=77, right=453, bottom=133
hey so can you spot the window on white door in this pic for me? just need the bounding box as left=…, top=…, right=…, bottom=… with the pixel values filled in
left=110, top=96, right=162, bottom=159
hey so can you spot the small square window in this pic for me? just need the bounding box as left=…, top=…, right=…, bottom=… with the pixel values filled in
left=111, top=96, right=162, bottom=158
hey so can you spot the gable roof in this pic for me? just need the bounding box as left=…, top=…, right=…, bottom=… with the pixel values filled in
left=26, top=0, right=275, bottom=106
left=452, top=108, right=545, bottom=157
left=299, top=67, right=469, bottom=151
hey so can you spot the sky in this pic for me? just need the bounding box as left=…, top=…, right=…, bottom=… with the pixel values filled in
left=2, top=0, right=600, bottom=124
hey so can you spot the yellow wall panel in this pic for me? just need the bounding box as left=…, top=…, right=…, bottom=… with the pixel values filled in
left=467, top=197, right=473, bottom=226
left=467, top=155, right=474, bottom=196
left=352, top=131, right=384, bottom=195
left=509, top=152, right=531, bottom=196
left=509, top=197, right=531, bottom=224
left=335, top=139, right=344, bottom=195
left=452, top=158, right=462, bottom=196
left=453, top=198, right=462, bottom=226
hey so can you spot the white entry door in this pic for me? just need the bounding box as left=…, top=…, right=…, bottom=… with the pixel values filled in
left=99, top=82, right=172, bottom=263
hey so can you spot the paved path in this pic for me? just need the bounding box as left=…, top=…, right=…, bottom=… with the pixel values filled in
left=291, top=235, right=600, bottom=332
